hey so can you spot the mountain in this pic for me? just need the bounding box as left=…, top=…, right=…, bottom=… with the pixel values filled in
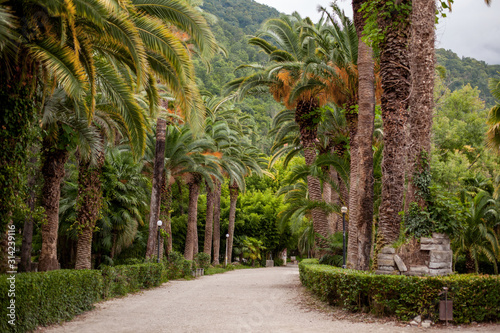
left=193, top=0, right=500, bottom=152
left=436, top=49, right=500, bottom=107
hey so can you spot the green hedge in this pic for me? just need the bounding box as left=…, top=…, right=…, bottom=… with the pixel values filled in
left=0, top=263, right=164, bottom=333
left=0, top=270, right=103, bottom=333
left=299, top=259, right=500, bottom=324
left=102, top=263, right=164, bottom=298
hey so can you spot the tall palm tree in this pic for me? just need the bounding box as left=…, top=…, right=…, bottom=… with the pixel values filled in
left=375, top=0, right=412, bottom=246
left=226, top=14, right=333, bottom=251
left=405, top=0, right=436, bottom=213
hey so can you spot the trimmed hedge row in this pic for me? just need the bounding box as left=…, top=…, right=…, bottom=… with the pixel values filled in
left=299, top=259, right=500, bottom=324
left=0, top=263, right=163, bottom=333
left=102, top=263, right=164, bottom=298
left=0, top=270, right=103, bottom=333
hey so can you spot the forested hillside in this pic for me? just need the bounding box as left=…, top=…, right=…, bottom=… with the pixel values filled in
left=436, top=49, right=500, bottom=106
left=194, top=0, right=500, bottom=151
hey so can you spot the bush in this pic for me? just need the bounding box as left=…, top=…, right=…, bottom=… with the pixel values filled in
left=165, top=251, right=192, bottom=279
left=299, top=260, right=500, bottom=324
left=274, top=258, right=284, bottom=266
left=318, top=254, right=343, bottom=267
left=101, top=263, right=163, bottom=298
left=195, top=252, right=211, bottom=270
left=0, top=270, right=103, bottom=333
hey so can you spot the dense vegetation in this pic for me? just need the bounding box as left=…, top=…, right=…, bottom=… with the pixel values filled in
left=1, top=0, right=500, bottom=328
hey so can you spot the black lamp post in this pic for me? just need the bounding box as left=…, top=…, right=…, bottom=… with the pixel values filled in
left=225, top=233, right=229, bottom=267
left=341, top=207, right=347, bottom=269
left=157, top=220, right=162, bottom=263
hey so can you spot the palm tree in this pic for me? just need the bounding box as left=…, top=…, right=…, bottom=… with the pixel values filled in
left=349, top=0, right=376, bottom=270
left=405, top=0, right=436, bottom=213
left=374, top=0, right=412, bottom=246
left=453, top=191, right=499, bottom=274
left=226, top=14, right=333, bottom=251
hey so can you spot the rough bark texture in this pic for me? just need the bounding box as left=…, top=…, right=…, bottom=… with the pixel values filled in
left=295, top=98, right=330, bottom=252
left=405, top=0, right=435, bottom=211
left=352, top=0, right=375, bottom=270
left=160, top=179, right=172, bottom=256
left=346, top=103, right=360, bottom=267
left=19, top=154, right=38, bottom=272
left=146, top=119, right=166, bottom=259
left=227, top=182, right=239, bottom=263
left=212, top=180, right=222, bottom=265
left=184, top=175, right=201, bottom=260
left=378, top=0, right=412, bottom=246
left=74, top=152, right=104, bottom=270
left=38, top=140, right=69, bottom=271
left=203, top=181, right=215, bottom=258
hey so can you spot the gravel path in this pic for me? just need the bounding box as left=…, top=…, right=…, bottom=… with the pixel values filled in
left=40, top=266, right=499, bottom=333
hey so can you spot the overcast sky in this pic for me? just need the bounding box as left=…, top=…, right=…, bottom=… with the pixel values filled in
left=254, top=0, right=500, bottom=65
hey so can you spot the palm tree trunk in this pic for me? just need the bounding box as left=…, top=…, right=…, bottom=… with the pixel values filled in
left=346, top=105, right=360, bottom=267
left=184, top=174, right=201, bottom=260
left=212, top=179, right=222, bottom=265
left=146, top=119, right=166, bottom=259
left=295, top=98, right=330, bottom=253
left=160, top=178, right=173, bottom=256
left=227, top=182, right=239, bottom=263
left=74, top=155, right=104, bottom=270
left=465, top=251, right=475, bottom=274
left=378, top=0, right=411, bottom=246
left=351, top=0, right=376, bottom=270
left=405, top=0, right=435, bottom=211
left=204, top=180, right=215, bottom=258
left=38, top=139, right=70, bottom=271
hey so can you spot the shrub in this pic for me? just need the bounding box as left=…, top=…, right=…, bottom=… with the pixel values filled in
left=0, top=270, right=103, bottom=333
left=274, top=258, right=284, bottom=266
left=318, top=254, right=343, bottom=267
left=299, top=260, right=500, bottom=324
left=195, top=252, right=211, bottom=270
left=165, top=251, right=192, bottom=279
left=101, top=263, right=163, bottom=298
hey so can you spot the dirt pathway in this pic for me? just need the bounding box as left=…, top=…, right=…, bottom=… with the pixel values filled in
left=40, top=266, right=498, bottom=333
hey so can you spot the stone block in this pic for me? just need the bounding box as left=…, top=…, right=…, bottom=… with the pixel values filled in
left=378, top=259, right=395, bottom=267
left=429, top=262, right=452, bottom=269
left=409, top=265, right=429, bottom=275
left=430, top=250, right=453, bottom=263
left=421, top=244, right=450, bottom=251
left=380, top=246, right=395, bottom=254
left=378, top=265, right=395, bottom=271
left=394, top=255, right=407, bottom=272
left=420, top=237, right=434, bottom=244
left=266, top=260, right=274, bottom=267
left=429, top=268, right=452, bottom=276
left=377, top=253, right=395, bottom=261
left=432, top=233, right=448, bottom=239
left=375, top=270, right=399, bottom=275
left=421, top=236, right=450, bottom=246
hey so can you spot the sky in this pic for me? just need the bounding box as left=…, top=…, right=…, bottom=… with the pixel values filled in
left=254, top=0, right=500, bottom=65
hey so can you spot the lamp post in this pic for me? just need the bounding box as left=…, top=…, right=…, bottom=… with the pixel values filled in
left=341, top=207, right=347, bottom=269
left=157, top=220, right=162, bottom=263
left=225, top=233, right=229, bottom=267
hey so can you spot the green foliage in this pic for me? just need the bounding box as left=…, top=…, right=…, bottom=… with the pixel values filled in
left=436, top=49, right=500, bottom=107
left=360, top=0, right=412, bottom=47
left=241, top=236, right=266, bottom=266
left=0, top=270, right=103, bottom=333
left=101, top=263, right=163, bottom=298
left=194, top=252, right=211, bottom=269
left=0, top=87, right=37, bottom=235
left=299, top=260, right=500, bottom=324
left=164, top=251, right=192, bottom=280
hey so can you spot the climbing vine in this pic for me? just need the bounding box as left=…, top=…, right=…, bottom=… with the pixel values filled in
left=0, top=87, right=39, bottom=232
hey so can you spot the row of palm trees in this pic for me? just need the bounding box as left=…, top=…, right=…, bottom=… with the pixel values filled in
left=143, top=94, right=265, bottom=264
left=0, top=0, right=219, bottom=272
left=227, top=0, right=440, bottom=269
